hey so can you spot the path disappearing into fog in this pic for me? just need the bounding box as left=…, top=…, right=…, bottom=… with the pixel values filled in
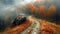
left=20, top=16, right=41, bottom=34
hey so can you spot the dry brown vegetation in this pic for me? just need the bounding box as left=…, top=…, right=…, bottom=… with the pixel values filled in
left=38, top=19, right=60, bottom=34
left=0, top=17, right=60, bottom=34
left=32, top=17, right=60, bottom=34
left=0, top=17, right=32, bottom=34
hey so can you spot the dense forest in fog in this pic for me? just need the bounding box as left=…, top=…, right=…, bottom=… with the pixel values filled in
left=0, top=0, right=60, bottom=23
